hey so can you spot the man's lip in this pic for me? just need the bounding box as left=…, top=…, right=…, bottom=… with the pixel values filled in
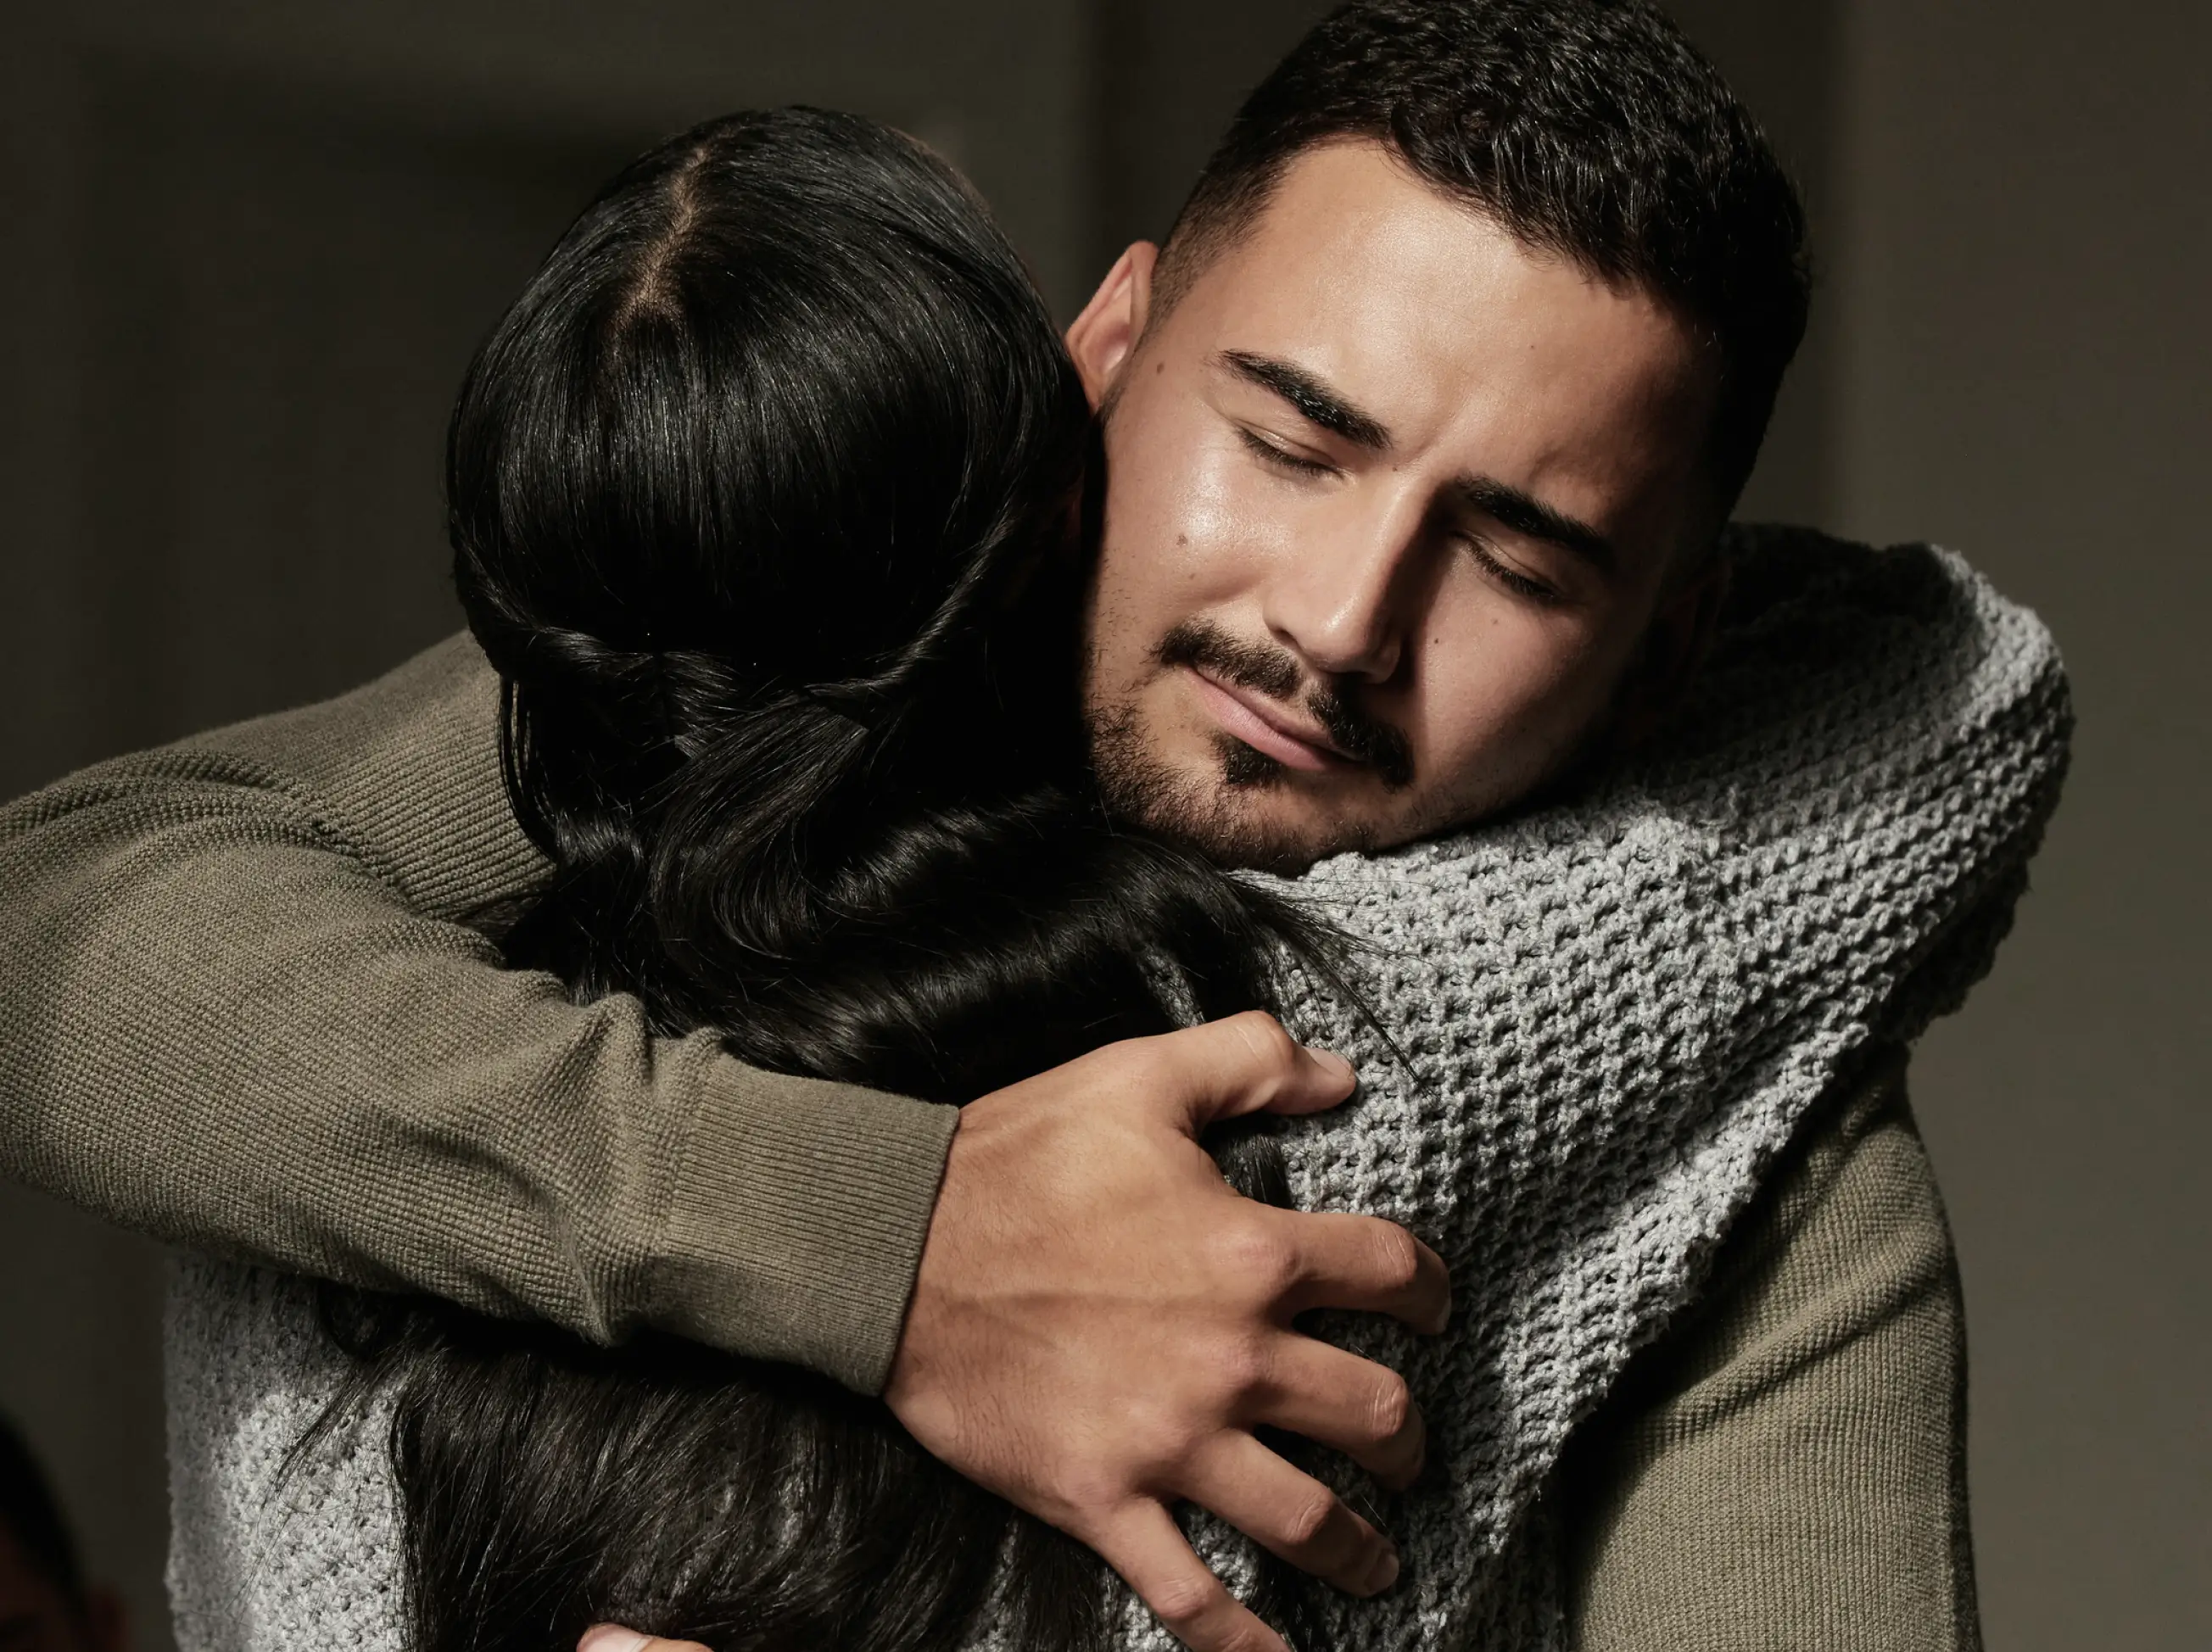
left=1185, top=667, right=1353, bottom=772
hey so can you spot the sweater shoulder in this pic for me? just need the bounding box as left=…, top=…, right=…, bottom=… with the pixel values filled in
left=164, top=1257, right=407, bottom=1652
left=141, top=633, right=541, bottom=919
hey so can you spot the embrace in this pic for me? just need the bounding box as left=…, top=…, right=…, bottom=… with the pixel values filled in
left=0, top=4, right=2067, bottom=1652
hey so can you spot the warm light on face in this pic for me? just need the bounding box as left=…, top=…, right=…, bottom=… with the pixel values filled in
left=1078, top=142, right=1718, bottom=871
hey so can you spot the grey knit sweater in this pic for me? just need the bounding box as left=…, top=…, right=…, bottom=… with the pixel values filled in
left=165, top=527, right=2070, bottom=1651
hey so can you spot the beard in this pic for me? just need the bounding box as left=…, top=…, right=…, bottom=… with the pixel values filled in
left=1089, top=699, right=1355, bottom=873
left=1086, top=618, right=1415, bottom=873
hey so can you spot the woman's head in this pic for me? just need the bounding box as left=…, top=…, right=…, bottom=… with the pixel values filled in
left=445, top=110, right=1154, bottom=1088
left=348, top=109, right=1338, bottom=1652
left=449, top=107, right=1089, bottom=834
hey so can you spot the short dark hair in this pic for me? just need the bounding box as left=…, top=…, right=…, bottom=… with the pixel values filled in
left=1154, top=0, right=1810, bottom=511
left=0, top=1413, right=87, bottom=1616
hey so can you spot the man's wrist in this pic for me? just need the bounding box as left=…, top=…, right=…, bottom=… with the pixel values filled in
left=646, top=1040, right=958, bottom=1392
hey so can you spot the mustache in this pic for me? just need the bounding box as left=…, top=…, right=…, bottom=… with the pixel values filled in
left=1156, top=619, right=1415, bottom=790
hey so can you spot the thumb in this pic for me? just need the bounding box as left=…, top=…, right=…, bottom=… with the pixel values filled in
left=1151, top=1010, right=1358, bottom=1131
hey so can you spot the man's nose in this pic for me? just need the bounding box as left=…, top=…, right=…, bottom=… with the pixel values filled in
left=1261, top=500, right=1417, bottom=684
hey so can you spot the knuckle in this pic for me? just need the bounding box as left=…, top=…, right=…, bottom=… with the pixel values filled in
left=1365, top=1372, right=1412, bottom=1443
left=1213, top=1212, right=1299, bottom=1300
left=1369, top=1223, right=1422, bottom=1292
left=1146, top=1571, right=1226, bottom=1632
left=1053, top=1460, right=1131, bottom=1520
left=1104, top=1402, right=1197, bottom=1492
left=1207, top=1328, right=1272, bottom=1402
left=1228, top=1010, right=1296, bottom=1071
left=1279, top=1484, right=1342, bottom=1551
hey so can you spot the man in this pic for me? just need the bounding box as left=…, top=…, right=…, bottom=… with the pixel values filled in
left=0, top=4, right=1989, bottom=1649
left=0, top=1416, right=130, bottom=1652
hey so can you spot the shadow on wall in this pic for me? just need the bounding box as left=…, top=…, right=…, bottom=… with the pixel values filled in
left=2, top=1377, right=135, bottom=1651
left=66, top=62, right=645, bottom=776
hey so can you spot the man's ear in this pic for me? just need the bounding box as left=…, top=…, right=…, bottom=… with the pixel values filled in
left=1612, top=548, right=1730, bottom=751
left=1064, top=242, right=1158, bottom=412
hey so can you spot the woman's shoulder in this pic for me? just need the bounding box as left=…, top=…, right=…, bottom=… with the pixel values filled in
left=164, top=1256, right=408, bottom=1652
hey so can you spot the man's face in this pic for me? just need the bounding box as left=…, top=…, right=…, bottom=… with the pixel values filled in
left=1072, top=141, right=1720, bottom=871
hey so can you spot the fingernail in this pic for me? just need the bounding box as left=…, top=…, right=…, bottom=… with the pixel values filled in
left=1370, top=1543, right=1400, bottom=1593
left=1307, top=1047, right=1355, bottom=1085
left=578, top=1630, right=652, bottom=1652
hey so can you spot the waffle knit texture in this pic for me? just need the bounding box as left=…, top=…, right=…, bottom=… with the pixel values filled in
left=161, top=528, right=2070, bottom=1650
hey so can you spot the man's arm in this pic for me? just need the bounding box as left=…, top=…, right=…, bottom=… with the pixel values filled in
left=1556, top=1051, right=1981, bottom=1650
left=1, top=635, right=1442, bottom=1652
left=0, top=634, right=956, bottom=1388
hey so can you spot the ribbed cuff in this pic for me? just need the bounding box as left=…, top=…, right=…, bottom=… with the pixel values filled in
left=648, top=1049, right=958, bottom=1395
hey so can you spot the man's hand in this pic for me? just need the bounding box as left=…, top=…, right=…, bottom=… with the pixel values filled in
left=885, top=1011, right=1451, bottom=1652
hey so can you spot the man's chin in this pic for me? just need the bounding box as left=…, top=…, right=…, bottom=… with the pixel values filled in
left=1094, top=736, right=1382, bottom=874
left=1140, top=803, right=1363, bottom=875
left=1158, top=809, right=1356, bottom=875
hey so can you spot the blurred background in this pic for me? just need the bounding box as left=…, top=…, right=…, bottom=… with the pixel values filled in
left=0, top=2, right=2204, bottom=1648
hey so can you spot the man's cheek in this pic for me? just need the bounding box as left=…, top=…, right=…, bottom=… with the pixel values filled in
left=1412, top=670, right=1558, bottom=799
left=1149, top=680, right=1215, bottom=767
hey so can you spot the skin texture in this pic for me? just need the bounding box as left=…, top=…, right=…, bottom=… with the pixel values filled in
left=600, top=142, right=1729, bottom=1652
left=890, top=1017, right=1448, bottom=1644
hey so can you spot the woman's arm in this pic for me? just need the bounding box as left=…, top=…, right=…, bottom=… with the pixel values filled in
left=0, top=635, right=956, bottom=1392
left=1556, top=1052, right=1981, bottom=1650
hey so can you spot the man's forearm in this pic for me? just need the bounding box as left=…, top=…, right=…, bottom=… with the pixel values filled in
left=0, top=639, right=1466, bottom=1650
left=0, top=639, right=954, bottom=1392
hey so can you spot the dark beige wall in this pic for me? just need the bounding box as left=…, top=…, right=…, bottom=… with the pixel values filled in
left=1665, top=0, right=1841, bottom=527
left=1833, top=3, right=2211, bottom=1645
left=1088, top=0, right=1334, bottom=268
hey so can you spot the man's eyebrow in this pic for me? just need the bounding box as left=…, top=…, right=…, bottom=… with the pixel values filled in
left=1452, top=474, right=1619, bottom=573
left=1218, top=350, right=1392, bottom=450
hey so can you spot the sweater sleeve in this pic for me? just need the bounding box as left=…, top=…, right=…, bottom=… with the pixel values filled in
left=1556, top=1052, right=1982, bottom=1651
left=0, top=634, right=958, bottom=1395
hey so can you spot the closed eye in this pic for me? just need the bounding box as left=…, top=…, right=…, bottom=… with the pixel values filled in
left=1463, top=535, right=1562, bottom=605
left=1237, top=426, right=1336, bottom=480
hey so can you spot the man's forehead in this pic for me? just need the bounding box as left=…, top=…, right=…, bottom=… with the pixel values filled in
left=1186, top=145, right=1697, bottom=377
left=1153, top=141, right=1715, bottom=554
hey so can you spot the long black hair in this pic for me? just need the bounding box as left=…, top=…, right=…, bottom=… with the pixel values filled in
left=316, top=109, right=1340, bottom=1652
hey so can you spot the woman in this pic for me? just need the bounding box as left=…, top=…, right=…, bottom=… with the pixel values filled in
left=303, top=105, right=1336, bottom=1652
